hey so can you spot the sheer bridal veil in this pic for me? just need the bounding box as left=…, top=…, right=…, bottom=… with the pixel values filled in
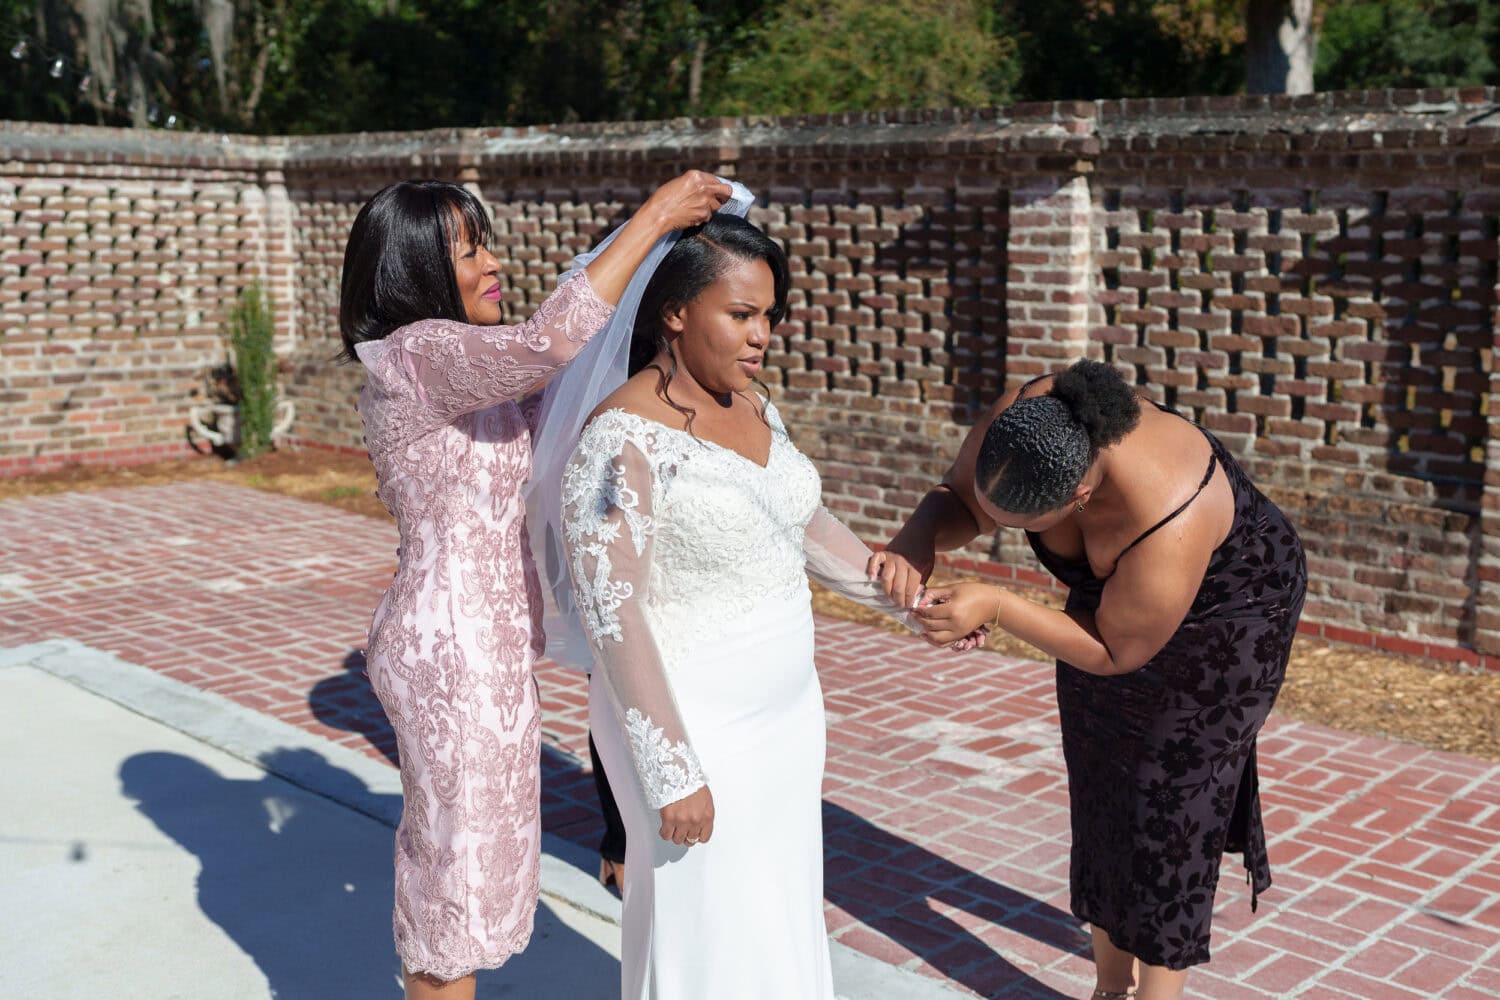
left=525, top=179, right=756, bottom=672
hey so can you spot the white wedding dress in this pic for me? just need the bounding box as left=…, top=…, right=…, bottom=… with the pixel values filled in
left=561, top=399, right=916, bottom=1000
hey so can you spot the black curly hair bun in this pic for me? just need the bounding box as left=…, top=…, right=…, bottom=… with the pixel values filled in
left=1051, top=359, right=1140, bottom=451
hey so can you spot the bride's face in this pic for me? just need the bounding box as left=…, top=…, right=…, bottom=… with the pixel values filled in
left=663, top=257, right=776, bottom=394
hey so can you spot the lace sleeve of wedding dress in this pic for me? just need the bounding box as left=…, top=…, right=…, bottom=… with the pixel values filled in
left=802, top=506, right=924, bottom=632
left=526, top=181, right=755, bottom=675
left=561, top=429, right=707, bottom=810
left=393, top=272, right=615, bottom=423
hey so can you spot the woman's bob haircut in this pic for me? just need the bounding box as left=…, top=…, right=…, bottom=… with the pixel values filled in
left=338, top=179, right=493, bottom=362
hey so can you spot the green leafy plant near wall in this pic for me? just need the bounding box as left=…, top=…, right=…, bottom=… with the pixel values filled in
left=228, top=282, right=277, bottom=460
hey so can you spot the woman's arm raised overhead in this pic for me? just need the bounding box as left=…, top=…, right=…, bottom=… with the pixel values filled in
left=392, top=273, right=615, bottom=421
left=388, top=172, right=733, bottom=425
left=580, top=170, right=731, bottom=304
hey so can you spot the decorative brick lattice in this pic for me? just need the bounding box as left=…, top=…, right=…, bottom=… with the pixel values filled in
left=4, top=92, right=1500, bottom=658
left=1097, top=186, right=1493, bottom=487
left=1088, top=97, right=1499, bottom=652
left=753, top=186, right=1009, bottom=541
left=0, top=164, right=267, bottom=470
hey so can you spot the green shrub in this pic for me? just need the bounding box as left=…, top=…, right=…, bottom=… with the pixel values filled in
left=228, top=283, right=278, bottom=459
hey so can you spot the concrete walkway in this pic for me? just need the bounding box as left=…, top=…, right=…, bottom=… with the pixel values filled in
left=0, top=656, right=619, bottom=999
left=2, top=482, right=1499, bottom=998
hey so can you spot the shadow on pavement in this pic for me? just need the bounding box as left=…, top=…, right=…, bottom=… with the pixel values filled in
left=310, top=649, right=1085, bottom=998
left=823, top=801, right=1086, bottom=999
left=311, top=649, right=399, bottom=767
left=119, top=746, right=617, bottom=998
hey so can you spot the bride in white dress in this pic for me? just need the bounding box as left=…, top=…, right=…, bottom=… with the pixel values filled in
left=559, top=215, right=968, bottom=999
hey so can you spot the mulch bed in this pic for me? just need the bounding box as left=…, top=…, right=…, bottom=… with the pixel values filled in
left=6, top=447, right=1498, bottom=764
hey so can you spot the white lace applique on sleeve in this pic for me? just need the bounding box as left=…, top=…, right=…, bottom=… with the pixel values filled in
left=561, top=416, right=706, bottom=809
left=803, top=505, right=924, bottom=633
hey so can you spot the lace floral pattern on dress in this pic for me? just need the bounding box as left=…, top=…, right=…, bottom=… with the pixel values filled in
left=354, top=273, right=613, bottom=980
left=624, top=707, right=708, bottom=808
left=561, top=402, right=921, bottom=810
left=562, top=414, right=706, bottom=807
left=563, top=446, right=657, bottom=645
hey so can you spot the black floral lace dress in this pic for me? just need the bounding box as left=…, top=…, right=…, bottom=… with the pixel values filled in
left=1025, top=411, right=1306, bottom=970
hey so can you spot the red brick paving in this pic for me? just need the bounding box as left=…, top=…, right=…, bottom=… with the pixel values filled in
left=4, top=482, right=1499, bottom=997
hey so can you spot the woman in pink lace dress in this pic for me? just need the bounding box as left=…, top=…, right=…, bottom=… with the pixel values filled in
left=338, top=172, right=730, bottom=1000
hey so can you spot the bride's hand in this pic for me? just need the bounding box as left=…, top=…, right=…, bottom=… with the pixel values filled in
left=868, top=541, right=934, bottom=611
left=948, top=626, right=989, bottom=652
left=659, top=786, right=715, bottom=847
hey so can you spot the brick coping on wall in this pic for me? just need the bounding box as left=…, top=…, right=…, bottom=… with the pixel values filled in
left=279, top=437, right=367, bottom=457
left=0, top=441, right=196, bottom=476
left=3, top=85, right=1496, bottom=170
left=0, top=438, right=369, bottom=471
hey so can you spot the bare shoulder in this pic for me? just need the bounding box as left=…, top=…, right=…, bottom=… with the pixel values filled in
left=1113, top=408, right=1234, bottom=559
left=587, top=371, right=670, bottom=423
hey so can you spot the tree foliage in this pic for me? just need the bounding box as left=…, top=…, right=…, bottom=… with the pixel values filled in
left=1, top=0, right=1498, bottom=134
left=999, top=0, right=1243, bottom=101
left=1316, top=0, right=1495, bottom=90
left=704, top=0, right=1017, bottom=116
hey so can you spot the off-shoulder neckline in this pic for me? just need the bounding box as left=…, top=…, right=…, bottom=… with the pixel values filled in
left=590, top=401, right=783, bottom=471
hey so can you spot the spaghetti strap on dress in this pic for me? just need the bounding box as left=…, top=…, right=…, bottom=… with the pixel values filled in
left=1106, top=449, right=1217, bottom=575
left=1024, top=407, right=1306, bottom=970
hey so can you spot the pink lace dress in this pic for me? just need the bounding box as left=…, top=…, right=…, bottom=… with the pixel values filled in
left=353, top=274, right=613, bottom=980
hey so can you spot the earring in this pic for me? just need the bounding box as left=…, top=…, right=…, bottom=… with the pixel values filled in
left=1076, top=502, right=1087, bottom=513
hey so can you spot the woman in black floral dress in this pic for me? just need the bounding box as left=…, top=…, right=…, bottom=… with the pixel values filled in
left=872, top=360, right=1306, bottom=1000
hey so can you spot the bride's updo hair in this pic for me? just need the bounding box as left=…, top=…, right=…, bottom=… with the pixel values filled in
left=628, top=213, right=790, bottom=434
left=975, top=360, right=1140, bottom=515
left=629, top=213, right=790, bottom=378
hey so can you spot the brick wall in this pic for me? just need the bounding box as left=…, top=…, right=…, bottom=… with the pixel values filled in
left=0, top=125, right=287, bottom=471
left=3, top=90, right=1499, bottom=662
left=1079, top=92, right=1499, bottom=659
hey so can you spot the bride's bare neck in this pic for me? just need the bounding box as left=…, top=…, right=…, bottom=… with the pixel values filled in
left=596, top=354, right=760, bottom=429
